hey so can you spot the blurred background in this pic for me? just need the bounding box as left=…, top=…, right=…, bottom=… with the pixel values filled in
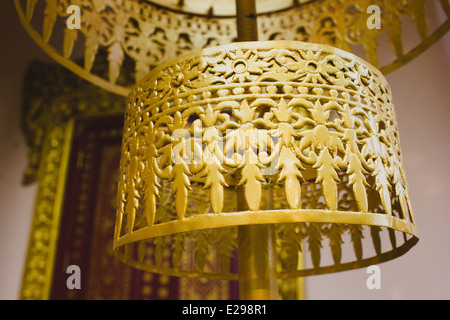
left=0, top=0, right=449, bottom=299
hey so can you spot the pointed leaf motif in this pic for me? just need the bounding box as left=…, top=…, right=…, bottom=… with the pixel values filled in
left=84, top=28, right=99, bottom=72
left=194, top=231, right=209, bottom=271
left=108, top=42, right=124, bottom=84
left=339, top=104, right=354, bottom=129
left=370, top=226, right=382, bottom=255
left=347, top=153, right=369, bottom=212
left=202, top=161, right=228, bottom=213
left=153, top=236, right=165, bottom=267
left=385, top=0, right=404, bottom=57
left=277, top=147, right=304, bottom=209
left=239, top=164, right=264, bottom=211
left=26, top=0, right=39, bottom=21
left=306, top=224, right=323, bottom=269
left=138, top=241, right=147, bottom=263
left=327, top=224, right=344, bottom=265
left=393, top=169, right=410, bottom=221
left=144, top=145, right=160, bottom=226
left=311, top=101, right=330, bottom=125
left=277, top=224, right=303, bottom=271
left=374, top=157, right=392, bottom=215
left=330, top=131, right=345, bottom=157
left=349, top=224, right=364, bottom=261
left=349, top=2, right=380, bottom=67
left=217, top=230, right=237, bottom=274
left=125, top=139, right=140, bottom=232
left=43, top=0, right=58, bottom=43
left=277, top=123, right=297, bottom=147
left=315, top=149, right=339, bottom=211
left=169, top=111, right=187, bottom=132
left=363, top=35, right=379, bottom=68
left=63, top=28, right=78, bottom=59
left=343, top=129, right=361, bottom=156
left=125, top=188, right=139, bottom=233
left=171, top=162, right=191, bottom=219
left=200, top=104, right=220, bottom=127
left=273, top=98, right=292, bottom=123
left=135, top=60, right=150, bottom=82
left=201, top=126, right=224, bottom=183
left=171, top=233, right=185, bottom=269
left=299, top=129, right=316, bottom=153
left=234, top=100, right=256, bottom=124
left=388, top=229, right=397, bottom=249
left=314, top=125, right=331, bottom=150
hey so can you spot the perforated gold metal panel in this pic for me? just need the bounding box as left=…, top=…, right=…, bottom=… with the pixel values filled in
left=114, top=41, right=418, bottom=280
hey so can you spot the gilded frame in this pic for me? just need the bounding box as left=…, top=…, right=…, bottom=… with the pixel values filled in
left=18, top=60, right=304, bottom=300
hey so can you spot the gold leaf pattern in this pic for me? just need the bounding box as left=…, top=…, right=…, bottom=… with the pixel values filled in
left=63, top=28, right=78, bottom=59
left=26, top=0, right=39, bottom=21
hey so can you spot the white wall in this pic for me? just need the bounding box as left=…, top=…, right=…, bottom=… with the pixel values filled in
left=0, top=1, right=449, bottom=300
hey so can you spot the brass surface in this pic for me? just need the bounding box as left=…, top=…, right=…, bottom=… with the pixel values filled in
left=114, top=41, right=418, bottom=280
left=15, top=0, right=450, bottom=96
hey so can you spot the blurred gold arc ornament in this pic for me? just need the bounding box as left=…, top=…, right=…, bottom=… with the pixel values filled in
left=113, top=40, right=418, bottom=282
left=14, top=0, right=450, bottom=97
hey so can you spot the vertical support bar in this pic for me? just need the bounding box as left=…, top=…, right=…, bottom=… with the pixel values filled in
left=235, top=0, right=278, bottom=300
left=237, top=225, right=279, bottom=299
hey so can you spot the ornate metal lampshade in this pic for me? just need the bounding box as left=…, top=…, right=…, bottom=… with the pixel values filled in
left=15, top=0, right=450, bottom=299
